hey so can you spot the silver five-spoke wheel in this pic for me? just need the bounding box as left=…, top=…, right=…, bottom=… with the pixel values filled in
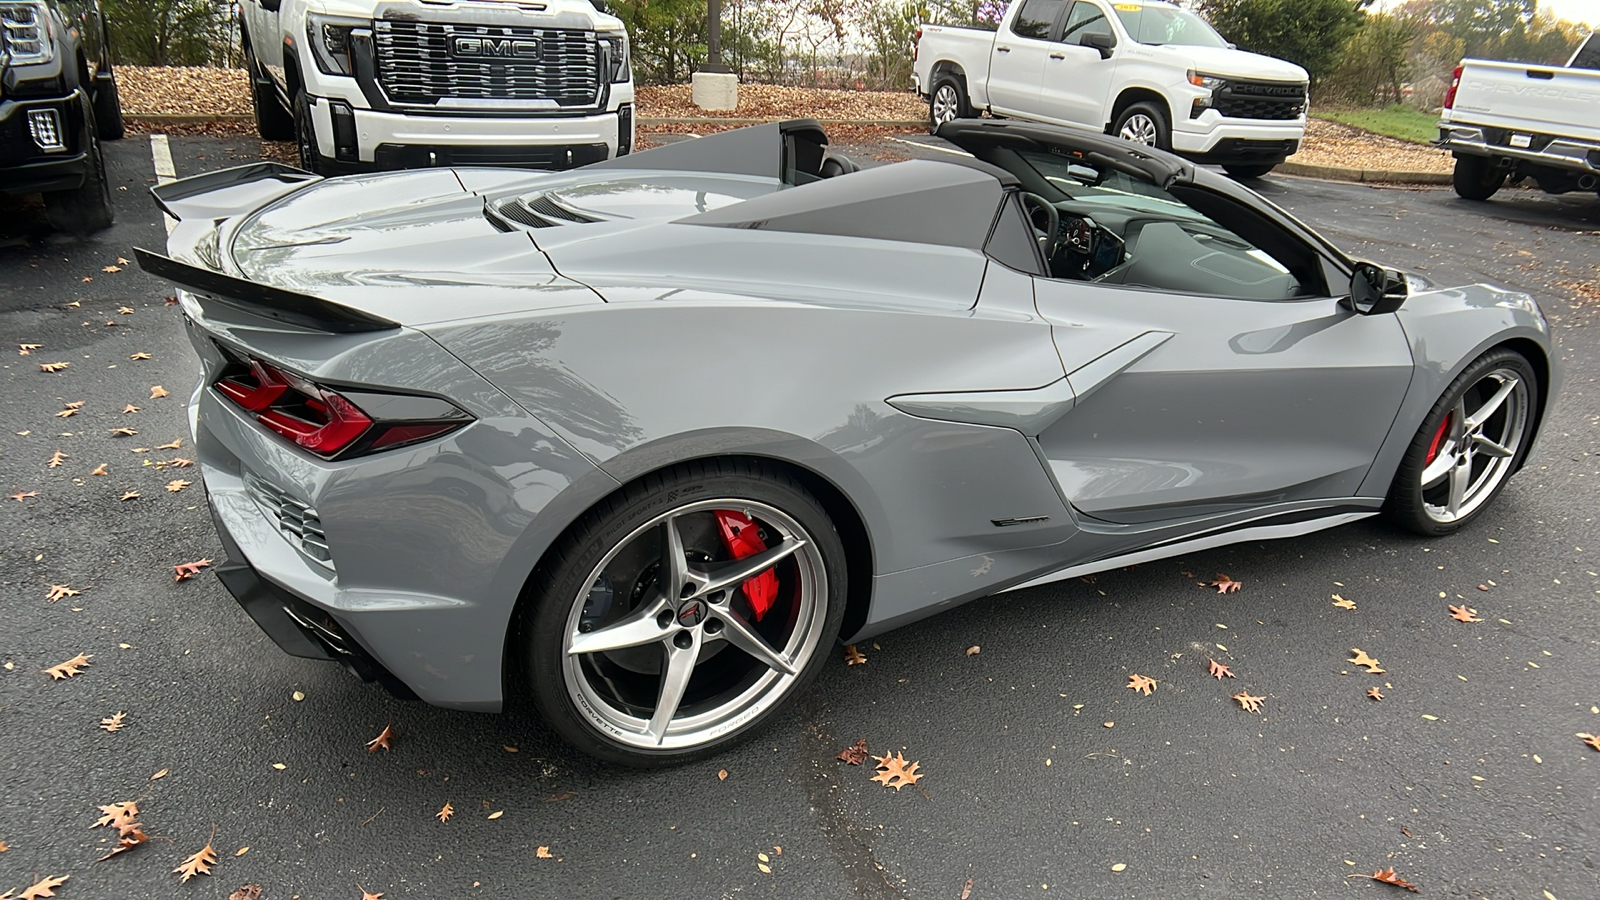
left=1418, top=367, right=1528, bottom=524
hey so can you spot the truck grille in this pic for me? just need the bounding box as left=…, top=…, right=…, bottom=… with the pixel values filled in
left=246, top=473, right=336, bottom=572
left=373, top=20, right=600, bottom=109
left=1215, top=81, right=1307, bottom=121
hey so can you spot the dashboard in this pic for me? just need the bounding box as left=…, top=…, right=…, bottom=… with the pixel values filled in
left=1053, top=213, right=1125, bottom=280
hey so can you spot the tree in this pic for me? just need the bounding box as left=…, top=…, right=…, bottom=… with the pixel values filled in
left=1197, top=0, right=1369, bottom=86
left=1323, top=12, right=1420, bottom=105
left=102, top=0, right=226, bottom=66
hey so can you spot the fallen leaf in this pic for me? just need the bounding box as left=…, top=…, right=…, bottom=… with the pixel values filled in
left=1368, top=688, right=1385, bottom=701
left=366, top=723, right=394, bottom=753
left=91, top=464, right=108, bottom=476
left=119, top=491, right=140, bottom=502
left=48, top=450, right=68, bottom=468
left=55, top=409, right=77, bottom=418
left=717, top=769, right=728, bottom=781
left=149, top=385, right=169, bottom=398
left=9, top=491, right=39, bottom=502
left=1349, top=867, right=1419, bottom=892
left=292, top=690, right=305, bottom=702
left=0, top=840, right=7, bottom=851
left=871, top=751, right=923, bottom=791
left=1448, top=605, right=1482, bottom=623
left=960, top=877, right=973, bottom=900
left=1579, top=733, right=1600, bottom=752
left=1208, top=574, right=1242, bottom=594
left=103, top=265, right=122, bottom=273
left=536, top=845, right=553, bottom=859
left=486, top=810, right=503, bottom=820
left=46, top=584, right=80, bottom=602
left=436, top=802, right=453, bottom=822
left=45, top=653, right=92, bottom=679
left=99, top=712, right=128, bottom=732
left=91, top=801, right=139, bottom=830
left=173, top=559, right=212, bottom=581
left=64, top=300, right=81, bottom=307
left=227, top=886, right=262, bottom=900
left=1111, top=862, right=1127, bottom=872
left=156, top=439, right=182, bottom=450
left=167, top=457, right=194, bottom=467
left=1127, top=673, right=1157, bottom=696
left=843, top=644, right=867, bottom=665
left=362, top=891, right=384, bottom=900
left=837, top=738, right=869, bottom=765
left=110, top=428, right=138, bottom=437
left=1207, top=658, right=1235, bottom=680
left=965, top=645, right=980, bottom=656
left=97, top=827, right=150, bottom=861
left=1233, top=691, right=1265, bottom=714
left=17, top=874, right=68, bottom=898
left=174, top=834, right=218, bottom=882
left=1350, top=649, right=1386, bottom=673
left=165, top=479, right=192, bottom=493
left=19, top=343, right=41, bottom=354
left=151, top=768, right=169, bottom=780
left=129, top=352, right=151, bottom=361
left=271, top=763, right=285, bottom=770
left=40, top=362, right=70, bottom=372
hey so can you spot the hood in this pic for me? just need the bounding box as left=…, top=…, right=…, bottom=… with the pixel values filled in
left=1160, top=44, right=1308, bottom=83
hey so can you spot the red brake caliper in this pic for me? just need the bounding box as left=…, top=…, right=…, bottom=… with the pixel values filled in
left=1425, top=413, right=1452, bottom=465
left=714, top=510, right=779, bottom=622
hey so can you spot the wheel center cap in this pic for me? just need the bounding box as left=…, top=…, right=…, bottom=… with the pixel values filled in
left=676, top=599, right=707, bottom=628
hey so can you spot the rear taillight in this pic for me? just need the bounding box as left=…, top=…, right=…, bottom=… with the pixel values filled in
left=913, top=26, right=921, bottom=62
left=213, top=347, right=470, bottom=459
left=1443, top=65, right=1463, bottom=109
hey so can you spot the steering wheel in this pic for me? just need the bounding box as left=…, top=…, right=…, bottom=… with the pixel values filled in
left=1019, top=192, right=1060, bottom=262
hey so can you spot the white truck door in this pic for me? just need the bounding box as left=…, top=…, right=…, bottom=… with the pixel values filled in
left=1038, top=0, right=1120, bottom=128
left=988, top=0, right=1068, bottom=116
left=244, top=0, right=286, bottom=92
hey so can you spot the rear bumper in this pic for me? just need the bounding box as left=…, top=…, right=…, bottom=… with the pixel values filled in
left=0, top=89, right=92, bottom=195
left=1437, top=123, right=1600, bottom=175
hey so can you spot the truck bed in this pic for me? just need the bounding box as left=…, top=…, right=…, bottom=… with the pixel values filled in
left=1444, top=58, right=1600, bottom=145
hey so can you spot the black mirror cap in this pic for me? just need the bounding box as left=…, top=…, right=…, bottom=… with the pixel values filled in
left=1081, top=32, right=1116, bottom=59
left=260, top=0, right=282, bottom=10
left=1348, top=261, right=1408, bottom=315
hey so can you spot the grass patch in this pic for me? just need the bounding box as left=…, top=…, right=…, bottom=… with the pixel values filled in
left=1315, top=105, right=1438, bottom=145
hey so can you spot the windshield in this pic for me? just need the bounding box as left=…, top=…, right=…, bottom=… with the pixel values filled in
left=1014, top=149, right=1205, bottom=218
left=1112, top=4, right=1229, bottom=48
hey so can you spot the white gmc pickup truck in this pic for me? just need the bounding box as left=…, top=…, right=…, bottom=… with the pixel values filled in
left=241, top=0, right=634, bottom=173
left=913, top=0, right=1309, bottom=178
left=1437, top=32, right=1600, bottom=201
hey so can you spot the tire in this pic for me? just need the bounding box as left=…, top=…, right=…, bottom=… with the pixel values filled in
left=1384, top=348, right=1538, bottom=536
left=1452, top=155, right=1505, bottom=201
left=1113, top=101, right=1171, bottom=152
left=523, top=459, right=848, bottom=767
left=1223, top=163, right=1276, bottom=179
left=246, top=42, right=294, bottom=141
left=293, top=89, right=323, bottom=174
left=92, top=71, right=124, bottom=141
left=928, top=76, right=970, bottom=135
left=43, top=104, right=114, bottom=235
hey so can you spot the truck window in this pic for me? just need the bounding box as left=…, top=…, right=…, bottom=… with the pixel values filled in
left=1012, top=0, right=1068, bottom=40
left=1061, top=1, right=1114, bottom=43
left=1572, top=33, right=1600, bottom=70
left=1111, top=4, right=1228, bottom=48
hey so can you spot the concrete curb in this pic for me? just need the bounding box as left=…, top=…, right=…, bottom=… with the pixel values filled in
left=1277, top=160, right=1452, bottom=186
left=128, top=113, right=252, bottom=124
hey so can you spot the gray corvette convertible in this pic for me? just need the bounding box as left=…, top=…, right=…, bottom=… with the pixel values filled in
left=139, top=119, right=1556, bottom=765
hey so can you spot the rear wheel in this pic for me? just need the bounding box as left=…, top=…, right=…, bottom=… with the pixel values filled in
left=1114, top=101, right=1171, bottom=152
left=43, top=105, right=114, bottom=235
left=929, top=76, right=970, bottom=135
left=525, top=460, right=847, bottom=766
left=1223, top=163, right=1276, bottom=179
left=1452, top=155, right=1505, bottom=201
left=1385, top=349, right=1537, bottom=535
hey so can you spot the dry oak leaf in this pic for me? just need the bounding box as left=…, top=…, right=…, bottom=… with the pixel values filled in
left=119, top=491, right=140, bottom=502
left=173, top=559, right=212, bottom=581
left=1368, top=688, right=1385, bottom=701
left=175, top=834, right=218, bottom=882
left=129, top=352, right=152, bottom=361
left=837, top=738, right=870, bottom=765
left=156, top=439, right=183, bottom=450
left=1349, top=867, right=1419, bottom=892
left=167, top=457, right=194, bottom=468
left=103, top=265, right=122, bottom=273
left=122, top=404, right=139, bottom=414
left=1127, top=673, right=1157, bottom=696
left=1233, top=691, right=1266, bottom=714
left=1207, top=658, right=1236, bottom=680
left=40, top=362, right=70, bottom=372
left=1208, top=574, right=1242, bottom=594
left=0, top=840, right=7, bottom=851
left=871, top=752, right=923, bottom=791
left=536, top=845, right=554, bottom=859
left=98, top=827, right=150, bottom=861
left=362, top=890, right=384, bottom=900
left=165, top=295, right=179, bottom=306
left=46, top=584, right=80, bottom=602
left=149, top=385, right=169, bottom=398
left=1579, top=733, right=1600, bottom=752
left=1349, top=649, right=1386, bottom=674
left=63, top=300, right=81, bottom=307
left=9, top=491, right=39, bottom=502
left=111, top=427, right=138, bottom=437
left=165, top=479, right=192, bottom=493
left=54, top=408, right=77, bottom=418
left=47, top=450, right=68, bottom=468
left=100, top=712, right=128, bottom=733
left=843, top=644, right=867, bottom=666
left=19, top=343, right=41, bottom=354
left=45, top=653, right=92, bottom=679
left=436, top=802, right=453, bottom=822
left=1330, top=594, right=1356, bottom=610
left=1448, top=605, right=1483, bottom=623
left=91, top=464, right=108, bottom=476
left=17, top=875, right=69, bottom=899
left=228, top=886, right=263, bottom=900
left=60, top=401, right=82, bottom=410
left=91, top=801, right=139, bottom=830
left=118, top=307, right=135, bottom=315
left=366, top=723, right=395, bottom=753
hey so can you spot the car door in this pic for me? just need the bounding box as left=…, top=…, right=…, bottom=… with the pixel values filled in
left=1027, top=181, right=1414, bottom=523
left=1037, top=0, right=1120, bottom=128
left=987, top=0, right=1068, bottom=117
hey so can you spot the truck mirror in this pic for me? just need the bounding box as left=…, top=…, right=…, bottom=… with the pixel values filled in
left=1080, top=32, right=1115, bottom=60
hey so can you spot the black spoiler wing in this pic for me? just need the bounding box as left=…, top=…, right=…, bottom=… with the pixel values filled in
left=150, top=162, right=320, bottom=222
left=134, top=248, right=399, bottom=334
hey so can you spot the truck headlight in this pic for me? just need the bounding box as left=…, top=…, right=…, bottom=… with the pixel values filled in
left=1, top=1, right=54, bottom=65
left=1187, top=70, right=1226, bottom=91
left=308, top=14, right=363, bottom=76
left=600, top=33, right=629, bottom=83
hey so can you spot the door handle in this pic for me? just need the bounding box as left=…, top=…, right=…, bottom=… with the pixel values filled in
left=996, top=45, right=1011, bottom=53
left=1049, top=53, right=1065, bottom=60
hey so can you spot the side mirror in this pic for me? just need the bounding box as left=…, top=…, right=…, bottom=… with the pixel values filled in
left=1081, top=32, right=1116, bottom=60
left=1348, top=262, right=1407, bottom=315
left=259, top=0, right=281, bottom=10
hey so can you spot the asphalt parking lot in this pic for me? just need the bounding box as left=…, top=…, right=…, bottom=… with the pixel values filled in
left=1, top=133, right=1597, bottom=899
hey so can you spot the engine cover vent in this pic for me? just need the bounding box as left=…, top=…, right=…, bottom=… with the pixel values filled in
left=486, top=193, right=601, bottom=231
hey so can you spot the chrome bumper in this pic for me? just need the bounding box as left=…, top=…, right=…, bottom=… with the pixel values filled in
left=1437, top=124, right=1600, bottom=174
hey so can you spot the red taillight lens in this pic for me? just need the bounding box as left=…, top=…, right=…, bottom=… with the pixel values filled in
left=215, top=359, right=289, bottom=412
left=256, top=386, right=374, bottom=456
left=1443, top=65, right=1463, bottom=109
left=913, top=26, right=921, bottom=61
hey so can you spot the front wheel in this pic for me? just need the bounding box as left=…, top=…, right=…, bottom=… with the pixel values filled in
left=43, top=105, right=114, bottom=235
left=524, top=460, right=848, bottom=766
left=1223, top=163, right=1276, bottom=179
left=1113, top=101, right=1171, bottom=152
left=1385, top=349, right=1538, bottom=535
left=1452, top=155, right=1505, bottom=201
left=293, top=89, right=323, bottom=174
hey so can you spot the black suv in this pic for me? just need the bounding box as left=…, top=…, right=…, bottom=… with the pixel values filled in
left=1, top=0, right=123, bottom=233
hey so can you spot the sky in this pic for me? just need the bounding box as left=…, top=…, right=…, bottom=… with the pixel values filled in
left=1368, top=0, right=1598, bottom=26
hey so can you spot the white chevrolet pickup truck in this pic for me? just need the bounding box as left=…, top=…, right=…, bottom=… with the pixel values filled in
left=240, top=0, right=634, bottom=173
left=913, top=0, right=1308, bottom=178
left=1437, top=32, right=1600, bottom=201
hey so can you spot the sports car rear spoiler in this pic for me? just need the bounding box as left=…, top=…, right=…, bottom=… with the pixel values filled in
left=133, top=248, right=399, bottom=334
left=150, top=162, right=320, bottom=223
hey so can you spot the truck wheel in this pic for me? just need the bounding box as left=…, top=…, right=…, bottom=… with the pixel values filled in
left=1114, top=102, right=1171, bottom=152
left=247, top=43, right=294, bottom=141
left=1452, top=155, right=1504, bottom=201
left=293, top=89, right=323, bottom=174
left=1223, top=163, right=1275, bottom=179
left=93, top=71, right=125, bottom=141
left=929, top=76, right=970, bottom=135
left=44, top=107, right=114, bottom=235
